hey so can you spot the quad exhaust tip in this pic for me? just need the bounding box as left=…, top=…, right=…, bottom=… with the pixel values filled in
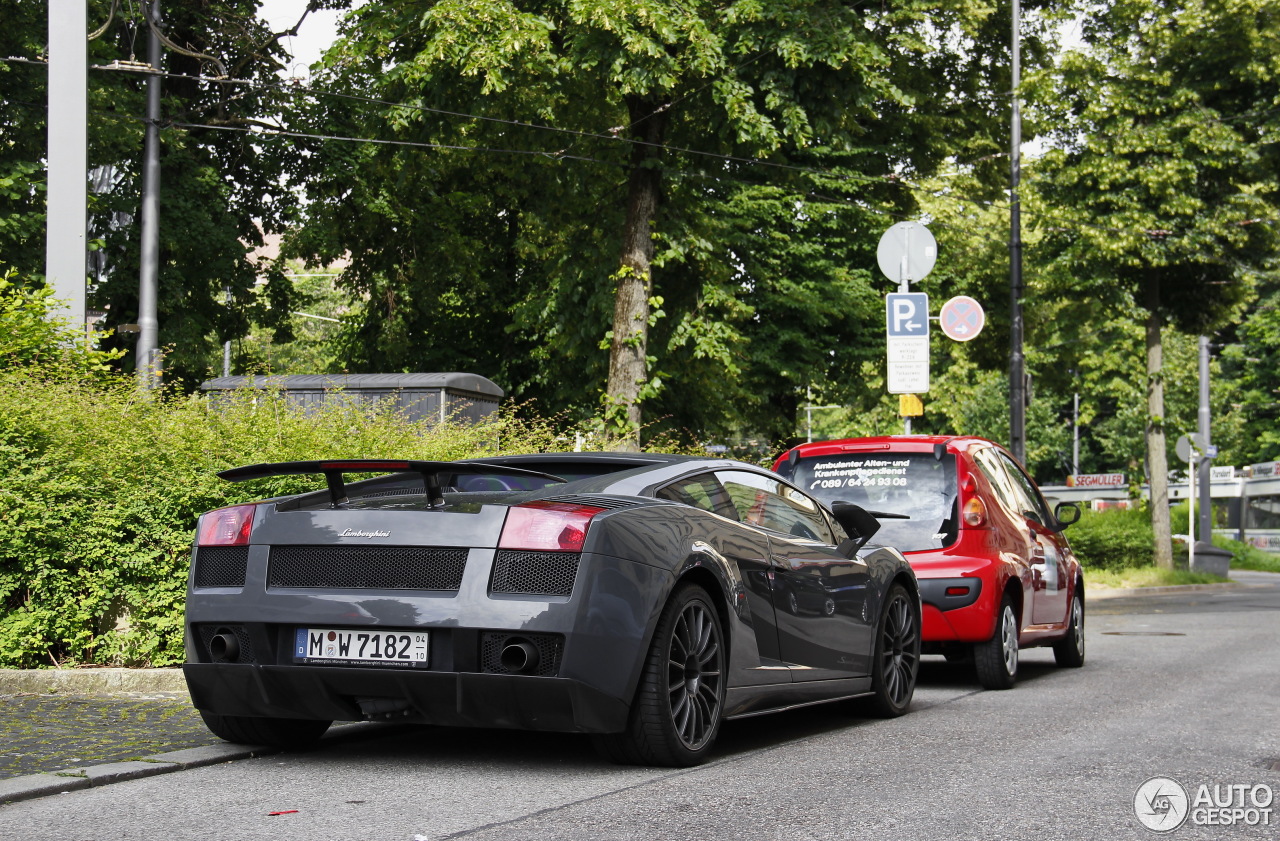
left=500, top=639, right=540, bottom=674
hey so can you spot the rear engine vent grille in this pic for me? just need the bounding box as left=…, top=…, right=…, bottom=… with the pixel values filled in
left=196, top=624, right=257, bottom=664
left=268, top=546, right=467, bottom=591
left=545, top=495, right=641, bottom=510
left=490, top=550, right=580, bottom=596
left=480, top=632, right=564, bottom=676
left=193, top=546, right=249, bottom=588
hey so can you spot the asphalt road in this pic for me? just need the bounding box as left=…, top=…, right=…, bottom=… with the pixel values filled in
left=2, top=572, right=1277, bottom=840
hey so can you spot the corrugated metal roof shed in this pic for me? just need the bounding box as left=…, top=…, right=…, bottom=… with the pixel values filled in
left=200, top=373, right=503, bottom=424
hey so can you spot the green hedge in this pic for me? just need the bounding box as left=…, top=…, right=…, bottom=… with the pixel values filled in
left=0, top=368, right=571, bottom=668
left=1065, top=505, right=1155, bottom=571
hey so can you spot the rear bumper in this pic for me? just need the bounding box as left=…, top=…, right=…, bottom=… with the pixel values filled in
left=183, top=662, right=631, bottom=734
left=915, top=573, right=999, bottom=642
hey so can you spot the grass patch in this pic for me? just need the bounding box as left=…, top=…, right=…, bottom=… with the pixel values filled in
left=1212, top=537, right=1280, bottom=573
left=1088, top=566, right=1230, bottom=590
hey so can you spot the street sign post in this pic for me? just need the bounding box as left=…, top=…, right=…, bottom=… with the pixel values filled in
left=886, top=293, right=929, bottom=394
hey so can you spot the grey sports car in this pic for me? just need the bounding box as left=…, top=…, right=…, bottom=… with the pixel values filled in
left=184, top=453, right=921, bottom=767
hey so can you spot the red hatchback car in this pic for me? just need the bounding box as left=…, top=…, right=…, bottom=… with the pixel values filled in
left=774, top=435, right=1085, bottom=689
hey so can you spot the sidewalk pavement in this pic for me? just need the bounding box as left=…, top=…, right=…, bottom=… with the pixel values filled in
left=0, top=577, right=1262, bottom=806
left=0, top=679, right=385, bottom=806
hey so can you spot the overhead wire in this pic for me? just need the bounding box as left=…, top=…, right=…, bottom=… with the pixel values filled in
left=88, top=0, right=121, bottom=42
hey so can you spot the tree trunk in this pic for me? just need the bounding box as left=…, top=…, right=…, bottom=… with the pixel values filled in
left=605, top=96, right=667, bottom=450
left=1144, top=274, right=1174, bottom=569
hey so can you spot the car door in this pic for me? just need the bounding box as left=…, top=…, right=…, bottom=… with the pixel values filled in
left=714, top=469, right=873, bottom=679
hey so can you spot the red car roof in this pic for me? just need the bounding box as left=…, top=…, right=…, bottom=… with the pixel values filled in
left=775, top=435, right=1002, bottom=468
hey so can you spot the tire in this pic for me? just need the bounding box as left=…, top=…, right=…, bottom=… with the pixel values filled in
left=1052, top=591, right=1086, bottom=667
left=861, top=583, right=921, bottom=717
left=199, top=711, right=331, bottom=750
left=594, top=583, right=726, bottom=767
left=974, top=594, right=1019, bottom=690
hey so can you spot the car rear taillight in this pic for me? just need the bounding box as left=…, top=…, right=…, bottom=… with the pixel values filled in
left=960, top=475, right=986, bottom=528
left=499, top=501, right=606, bottom=552
left=196, top=504, right=257, bottom=547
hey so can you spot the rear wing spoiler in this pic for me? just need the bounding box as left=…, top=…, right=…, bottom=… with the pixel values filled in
left=218, top=459, right=565, bottom=509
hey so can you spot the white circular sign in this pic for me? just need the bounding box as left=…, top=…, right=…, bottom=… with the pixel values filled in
left=1133, top=776, right=1190, bottom=832
left=877, top=222, right=937, bottom=284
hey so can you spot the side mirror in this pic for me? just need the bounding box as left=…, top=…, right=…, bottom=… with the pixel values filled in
left=830, top=501, right=882, bottom=556
left=1052, top=501, right=1082, bottom=531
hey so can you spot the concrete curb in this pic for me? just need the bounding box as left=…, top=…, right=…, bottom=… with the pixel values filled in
left=0, top=668, right=186, bottom=696
left=1088, top=581, right=1242, bottom=600
left=0, top=743, right=264, bottom=806
left=0, top=722, right=394, bottom=806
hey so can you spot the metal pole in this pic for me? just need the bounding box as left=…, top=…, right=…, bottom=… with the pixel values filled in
left=136, top=0, right=163, bottom=389
left=222, top=283, right=232, bottom=377
left=806, top=385, right=813, bottom=443
left=1009, top=0, right=1026, bottom=464
left=1189, top=457, right=1196, bottom=568
left=1197, top=335, right=1213, bottom=543
left=1072, top=392, right=1080, bottom=476
left=46, top=0, right=88, bottom=328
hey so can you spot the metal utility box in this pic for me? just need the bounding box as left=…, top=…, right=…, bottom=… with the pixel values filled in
left=200, top=373, right=503, bottom=424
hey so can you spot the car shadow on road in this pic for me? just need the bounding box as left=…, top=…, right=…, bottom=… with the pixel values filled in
left=290, top=654, right=1068, bottom=771
left=914, top=654, right=1060, bottom=690
left=305, top=704, right=896, bottom=772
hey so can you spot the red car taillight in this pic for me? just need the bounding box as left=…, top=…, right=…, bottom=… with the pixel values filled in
left=960, top=475, right=987, bottom=528
left=499, top=501, right=607, bottom=552
left=196, top=504, right=257, bottom=547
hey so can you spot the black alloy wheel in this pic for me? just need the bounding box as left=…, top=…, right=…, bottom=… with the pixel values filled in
left=594, top=583, right=726, bottom=767
left=1053, top=590, right=1086, bottom=667
left=861, top=582, right=920, bottom=717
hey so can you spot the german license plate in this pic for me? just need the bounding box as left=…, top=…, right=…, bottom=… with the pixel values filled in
left=294, top=627, right=429, bottom=668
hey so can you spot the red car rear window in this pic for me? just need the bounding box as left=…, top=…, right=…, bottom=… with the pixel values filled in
left=789, top=452, right=958, bottom=552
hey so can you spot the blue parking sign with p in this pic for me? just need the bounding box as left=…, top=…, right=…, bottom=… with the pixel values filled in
left=886, top=293, right=929, bottom=337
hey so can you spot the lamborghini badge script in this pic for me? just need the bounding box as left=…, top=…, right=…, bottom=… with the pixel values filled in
left=338, top=528, right=391, bottom=539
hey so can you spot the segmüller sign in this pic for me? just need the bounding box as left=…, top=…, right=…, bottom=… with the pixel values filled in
left=1067, top=473, right=1126, bottom=488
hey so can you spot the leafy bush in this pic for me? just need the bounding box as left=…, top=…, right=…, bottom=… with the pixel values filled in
left=1066, top=506, right=1155, bottom=570
left=0, top=266, right=123, bottom=377
left=1213, top=536, right=1280, bottom=573
left=0, top=368, right=574, bottom=668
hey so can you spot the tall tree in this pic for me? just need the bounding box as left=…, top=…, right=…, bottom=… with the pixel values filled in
left=1027, top=0, right=1278, bottom=566
left=290, top=0, right=1057, bottom=444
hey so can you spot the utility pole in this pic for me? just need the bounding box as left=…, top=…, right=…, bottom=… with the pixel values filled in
left=136, top=0, right=163, bottom=389
left=1193, top=336, right=1232, bottom=574
left=46, top=0, right=88, bottom=328
left=1072, top=392, right=1080, bottom=476
left=1008, top=0, right=1026, bottom=465
left=1197, top=336, right=1212, bottom=541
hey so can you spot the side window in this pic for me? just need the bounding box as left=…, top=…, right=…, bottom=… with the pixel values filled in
left=973, top=448, right=1023, bottom=519
left=998, top=453, right=1051, bottom=526
left=715, top=470, right=835, bottom=543
left=657, top=473, right=738, bottom=520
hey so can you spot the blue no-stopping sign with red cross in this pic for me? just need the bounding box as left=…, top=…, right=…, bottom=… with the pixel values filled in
left=939, top=296, right=985, bottom=342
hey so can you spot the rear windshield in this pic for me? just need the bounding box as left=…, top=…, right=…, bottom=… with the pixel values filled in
left=789, top=452, right=958, bottom=552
